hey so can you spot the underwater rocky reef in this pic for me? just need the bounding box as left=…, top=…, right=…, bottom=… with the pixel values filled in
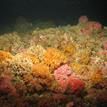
left=0, top=16, right=107, bottom=107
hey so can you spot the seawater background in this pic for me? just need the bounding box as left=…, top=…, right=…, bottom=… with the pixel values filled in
left=0, top=0, right=106, bottom=34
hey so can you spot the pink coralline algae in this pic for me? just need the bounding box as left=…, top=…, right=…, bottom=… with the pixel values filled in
left=68, top=74, right=85, bottom=92
left=54, top=64, right=85, bottom=93
left=92, top=22, right=102, bottom=30
left=78, top=15, right=89, bottom=24
left=0, top=76, right=18, bottom=96
left=81, top=21, right=102, bottom=35
left=97, top=50, right=107, bottom=55
left=54, top=64, right=72, bottom=92
left=103, top=41, right=107, bottom=50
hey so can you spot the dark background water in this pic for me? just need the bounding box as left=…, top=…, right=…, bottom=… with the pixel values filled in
left=0, top=0, right=106, bottom=28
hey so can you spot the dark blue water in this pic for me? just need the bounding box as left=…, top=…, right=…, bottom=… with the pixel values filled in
left=0, top=0, right=106, bottom=33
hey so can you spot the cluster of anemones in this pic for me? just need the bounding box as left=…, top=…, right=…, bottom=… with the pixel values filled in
left=62, top=42, right=76, bottom=56
left=54, top=64, right=85, bottom=93
left=0, top=50, right=13, bottom=63
left=43, top=48, right=67, bottom=69
left=72, top=49, right=91, bottom=64
left=32, top=63, right=53, bottom=88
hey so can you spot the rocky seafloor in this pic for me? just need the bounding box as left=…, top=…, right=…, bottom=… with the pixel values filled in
left=0, top=16, right=107, bottom=107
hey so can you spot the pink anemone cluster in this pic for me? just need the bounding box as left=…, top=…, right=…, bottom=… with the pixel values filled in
left=54, top=64, right=85, bottom=93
